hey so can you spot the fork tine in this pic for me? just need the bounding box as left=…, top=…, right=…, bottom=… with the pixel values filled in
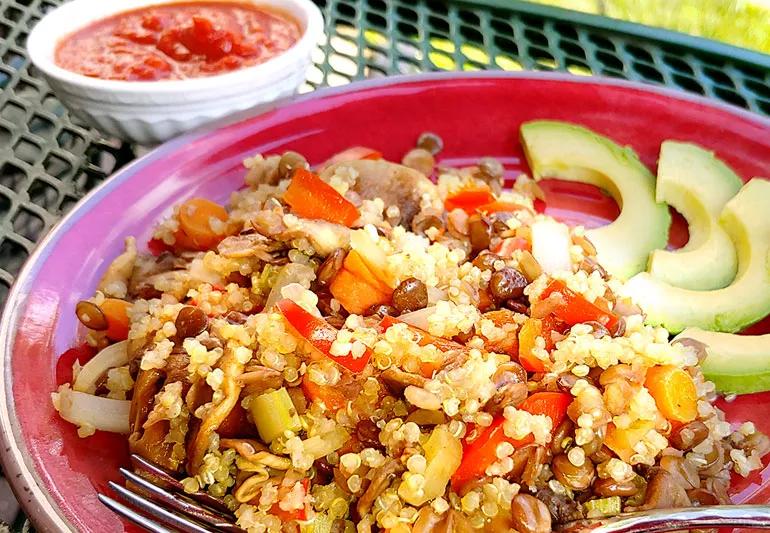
left=130, top=453, right=232, bottom=514
left=119, top=468, right=238, bottom=529
left=98, top=493, right=174, bottom=533
left=108, top=481, right=218, bottom=533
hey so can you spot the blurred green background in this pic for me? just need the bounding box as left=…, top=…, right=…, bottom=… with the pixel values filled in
left=530, top=0, right=770, bottom=53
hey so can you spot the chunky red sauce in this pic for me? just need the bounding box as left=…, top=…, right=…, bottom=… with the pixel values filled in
left=55, top=2, right=300, bottom=81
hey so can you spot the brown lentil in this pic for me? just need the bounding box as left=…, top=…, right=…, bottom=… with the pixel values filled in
left=476, top=157, right=505, bottom=193
left=594, top=477, right=640, bottom=497
left=552, top=453, right=595, bottom=491
left=670, top=420, right=709, bottom=451
left=401, top=148, right=435, bottom=176
left=551, top=419, right=574, bottom=455
left=467, top=214, right=491, bottom=255
left=392, top=277, right=428, bottom=313
left=76, top=300, right=108, bottom=331
left=472, top=251, right=501, bottom=271
left=355, top=419, right=383, bottom=449
left=510, top=493, right=552, bottom=533
left=489, top=267, right=528, bottom=302
left=503, top=299, right=529, bottom=314
left=317, top=248, right=346, bottom=287
left=174, top=306, right=208, bottom=340
left=278, top=151, right=309, bottom=179
left=411, top=210, right=444, bottom=236
left=365, top=303, right=397, bottom=318
left=416, top=131, right=443, bottom=155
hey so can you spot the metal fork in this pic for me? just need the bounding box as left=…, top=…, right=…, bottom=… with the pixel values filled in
left=98, top=454, right=243, bottom=532
left=102, top=454, right=770, bottom=533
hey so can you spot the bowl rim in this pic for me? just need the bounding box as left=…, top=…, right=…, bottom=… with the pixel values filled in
left=26, top=0, right=324, bottom=95
left=3, top=71, right=770, bottom=532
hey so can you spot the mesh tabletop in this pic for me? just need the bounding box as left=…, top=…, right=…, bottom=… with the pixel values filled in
left=1, top=0, right=770, bottom=529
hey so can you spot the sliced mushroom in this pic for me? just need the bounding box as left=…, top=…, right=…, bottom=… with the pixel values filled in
left=128, top=350, right=192, bottom=472
left=187, top=347, right=246, bottom=474
left=217, top=233, right=279, bottom=261
left=640, top=469, right=691, bottom=510
left=356, top=459, right=403, bottom=517
left=380, top=367, right=428, bottom=394
left=320, top=160, right=439, bottom=226
left=236, top=366, right=284, bottom=396
left=98, top=237, right=137, bottom=298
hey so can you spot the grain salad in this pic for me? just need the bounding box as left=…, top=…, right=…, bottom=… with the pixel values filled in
left=53, top=138, right=768, bottom=533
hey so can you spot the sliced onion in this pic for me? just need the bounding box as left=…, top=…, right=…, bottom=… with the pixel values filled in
left=531, top=219, right=572, bottom=274
left=73, top=340, right=129, bottom=394
left=399, top=306, right=437, bottom=331
left=53, top=385, right=130, bottom=434
left=426, top=287, right=446, bottom=304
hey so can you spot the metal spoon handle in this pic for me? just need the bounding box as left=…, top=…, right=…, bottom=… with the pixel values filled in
left=566, top=505, right=770, bottom=533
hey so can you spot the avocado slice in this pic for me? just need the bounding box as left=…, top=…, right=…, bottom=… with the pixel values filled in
left=675, top=328, right=770, bottom=394
left=520, top=120, right=670, bottom=280
left=648, top=141, right=742, bottom=290
left=625, top=178, right=770, bottom=333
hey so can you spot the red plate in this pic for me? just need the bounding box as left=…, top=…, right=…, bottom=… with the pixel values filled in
left=1, top=73, right=769, bottom=532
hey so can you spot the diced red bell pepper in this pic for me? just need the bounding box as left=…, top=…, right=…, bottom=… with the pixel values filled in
left=283, top=168, right=359, bottom=227
left=540, top=279, right=618, bottom=331
left=451, top=391, right=571, bottom=491
left=491, top=237, right=530, bottom=257
left=277, top=299, right=371, bottom=372
left=476, top=201, right=531, bottom=214
left=269, top=478, right=310, bottom=522
left=56, top=343, right=97, bottom=386
left=147, top=237, right=172, bottom=256
left=321, top=146, right=382, bottom=168
left=444, top=186, right=496, bottom=214
left=301, top=374, right=348, bottom=411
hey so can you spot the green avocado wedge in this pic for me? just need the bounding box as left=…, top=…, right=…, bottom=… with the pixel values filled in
left=675, top=328, right=770, bottom=394
left=625, top=178, right=770, bottom=334
left=520, top=120, right=670, bottom=280
left=648, top=142, right=742, bottom=290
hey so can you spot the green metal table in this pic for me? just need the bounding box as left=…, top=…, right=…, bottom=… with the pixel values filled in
left=0, top=0, right=769, bottom=529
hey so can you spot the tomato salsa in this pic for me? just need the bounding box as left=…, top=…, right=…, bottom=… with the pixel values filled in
left=55, top=2, right=300, bottom=81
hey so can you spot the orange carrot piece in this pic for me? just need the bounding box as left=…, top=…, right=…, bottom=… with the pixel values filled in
left=444, top=186, right=495, bottom=214
left=343, top=250, right=393, bottom=296
left=329, top=269, right=390, bottom=315
left=177, top=198, right=229, bottom=250
left=283, top=168, right=359, bottom=227
left=517, top=317, right=547, bottom=372
left=101, top=298, right=131, bottom=341
left=645, top=365, right=698, bottom=423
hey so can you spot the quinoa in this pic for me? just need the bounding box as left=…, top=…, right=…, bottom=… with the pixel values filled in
left=53, top=148, right=769, bottom=533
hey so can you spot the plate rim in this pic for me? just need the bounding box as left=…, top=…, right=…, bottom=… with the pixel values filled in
left=3, top=70, right=770, bottom=532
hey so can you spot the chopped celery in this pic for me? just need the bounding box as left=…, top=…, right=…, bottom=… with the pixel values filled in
left=249, top=388, right=301, bottom=443
left=584, top=496, right=622, bottom=518
left=302, top=427, right=350, bottom=460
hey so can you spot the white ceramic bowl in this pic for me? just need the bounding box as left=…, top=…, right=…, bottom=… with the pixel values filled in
left=27, top=0, right=324, bottom=144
